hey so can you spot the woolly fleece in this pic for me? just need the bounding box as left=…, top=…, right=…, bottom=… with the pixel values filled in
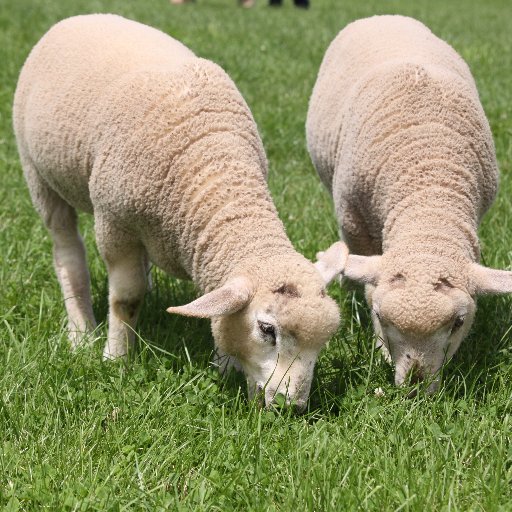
left=307, top=15, right=502, bottom=384
left=14, top=14, right=340, bottom=406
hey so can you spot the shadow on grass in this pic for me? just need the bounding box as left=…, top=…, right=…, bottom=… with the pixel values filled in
left=89, top=267, right=250, bottom=404
left=91, top=268, right=211, bottom=360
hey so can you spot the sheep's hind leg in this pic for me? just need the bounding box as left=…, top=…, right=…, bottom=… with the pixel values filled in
left=21, top=158, right=96, bottom=346
left=51, top=207, right=97, bottom=347
left=95, top=220, right=148, bottom=360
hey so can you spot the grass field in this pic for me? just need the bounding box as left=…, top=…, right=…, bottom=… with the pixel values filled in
left=1, top=0, right=511, bottom=510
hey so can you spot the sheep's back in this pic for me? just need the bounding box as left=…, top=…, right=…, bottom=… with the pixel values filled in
left=306, top=15, right=477, bottom=193
left=307, top=14, right=498, bottom=261
left=88, top=58, right=274, bottom=284
left=13, top=14, right=195, bottom=211
left=13, top=14, right=291, bottom=285
left=341, top=59, right=496, bottom=228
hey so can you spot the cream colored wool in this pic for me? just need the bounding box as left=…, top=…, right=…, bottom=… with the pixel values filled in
left=14, top=14, right=339, bottom=409
left=308, top=15, right=512, bottom=390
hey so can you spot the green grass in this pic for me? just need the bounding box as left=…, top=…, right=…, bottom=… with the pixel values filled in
left=1, top=0, right=512, bottom=510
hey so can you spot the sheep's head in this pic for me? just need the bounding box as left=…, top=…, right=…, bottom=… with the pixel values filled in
left=363, top=254, right=476, bottom=393
left=167, top=256, right=340, bottom=411
left=316, top=243, right=512, bottom=392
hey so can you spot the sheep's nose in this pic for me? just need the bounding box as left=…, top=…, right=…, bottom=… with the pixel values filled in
left=290, top=401, right=307, bottom=414
left=404, top=360, right=425, bottom=398
left=408, top=361, right=424, bottom=385
left=267, top=393, right=306, bottom=414
left=268, top=392, right=287, bottom=410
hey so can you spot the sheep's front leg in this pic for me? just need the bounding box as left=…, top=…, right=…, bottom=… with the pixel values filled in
left=104, top=248, right=148, bottom=360
left=338, top=202, right=380, bottom=256
left=96, top=222, right=148, bottom=359
left=366, top=284, right=392, bottom=364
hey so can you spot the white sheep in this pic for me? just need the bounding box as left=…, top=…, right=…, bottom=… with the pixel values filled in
left=308, top=15, right=512, bottom=391
left=13, top=14, right=340, bottom=410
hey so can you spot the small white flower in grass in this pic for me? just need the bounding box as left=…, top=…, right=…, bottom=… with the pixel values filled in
left=374, top=387, right=385, bottom=397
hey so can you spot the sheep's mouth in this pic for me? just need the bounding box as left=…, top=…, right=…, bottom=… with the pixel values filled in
left=400, top=371, right=441, bottom=398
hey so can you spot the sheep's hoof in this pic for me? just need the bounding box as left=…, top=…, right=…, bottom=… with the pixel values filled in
left=102, top=340, right=130, bottom=361
left=68, top=330, right=87, bottom=349
left=68, top=325, right=97, bottom=350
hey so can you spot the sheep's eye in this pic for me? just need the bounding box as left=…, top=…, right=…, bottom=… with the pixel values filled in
left=451, top=316, right=465, bottom=335
left=258, top=321, right=276, bottom=344
left=373, top=310, right=381, bottom=321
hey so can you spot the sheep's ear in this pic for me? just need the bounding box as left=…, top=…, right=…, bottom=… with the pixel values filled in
left=167, top=276, right=254, bottom=318
left=314, top=241, right=349, bottom=284
left=344, top=255, right=382, bottom=285
left=469, top=263, right=512, bottom=294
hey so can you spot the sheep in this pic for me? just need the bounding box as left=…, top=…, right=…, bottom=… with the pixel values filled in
left=13, top=14, right=340, bottom=410
left=307, top=15, right=512, bottom=391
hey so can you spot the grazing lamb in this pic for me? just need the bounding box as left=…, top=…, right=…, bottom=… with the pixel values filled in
left=308, top=15, right=512, bottom=391
left=13, top=14, right=340, bottom=410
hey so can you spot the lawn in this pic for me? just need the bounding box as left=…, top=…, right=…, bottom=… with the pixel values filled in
left=1, top=0, right=511, bottom=510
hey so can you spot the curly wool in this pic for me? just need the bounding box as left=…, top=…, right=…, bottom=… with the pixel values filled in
left=306, top=15, right=498, bottom=334
left=13, top=14, right=343, bottom=409
left=13, top=13, right=302, bottom=294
